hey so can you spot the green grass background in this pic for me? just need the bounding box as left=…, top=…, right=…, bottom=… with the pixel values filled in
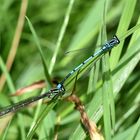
left=0, top=0, right=140, bottom=139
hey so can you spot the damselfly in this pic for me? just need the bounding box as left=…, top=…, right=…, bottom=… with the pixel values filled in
left=58, top=35, right=120, bottom=87
left=0, top=86, right=65, bottom=117
left=0, top=35, right=120, bottom=117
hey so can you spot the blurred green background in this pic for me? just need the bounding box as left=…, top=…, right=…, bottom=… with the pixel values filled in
left=0, top=0, right=140, bottom=139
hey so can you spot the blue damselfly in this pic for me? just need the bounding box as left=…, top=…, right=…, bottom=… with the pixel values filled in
left=0, top=35, right=120, bottom=117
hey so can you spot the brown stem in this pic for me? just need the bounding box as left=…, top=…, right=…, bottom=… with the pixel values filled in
left=0, top=0, right=28, bottom=91
left=67, top=94, right=103, bottom=140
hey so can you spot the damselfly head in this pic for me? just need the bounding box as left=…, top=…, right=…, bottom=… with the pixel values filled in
left=102, top=35, right=120, bottom=51
left=109, top=35, right=120, bottom=47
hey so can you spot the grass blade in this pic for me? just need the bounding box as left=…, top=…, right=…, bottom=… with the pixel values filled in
left=0, top=56, right=15, bottom=93
left=113, top=37, right=140, bottom=94
left=113, top=117, right=140, bottom=140
left=26, top=16, right=52, bottom=87
left=0, top=56, right=26, bottom=140
left=1, top=119, right=11, bottom=140
left=49, top=0, right=75, bottom=74
left=110, top=0, right=137, bottom=70
left=101, top=1, right=115, bottom=139
left=26, top=98, right=59, bottom=140
left=128, top=17, right=140, bottom=48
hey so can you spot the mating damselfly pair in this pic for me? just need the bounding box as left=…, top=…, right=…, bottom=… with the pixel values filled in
left=0, top=35, right=120, bottom=117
